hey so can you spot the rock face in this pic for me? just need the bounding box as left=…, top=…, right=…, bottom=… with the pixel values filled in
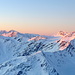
left=0, top=30, right=75, bottom=75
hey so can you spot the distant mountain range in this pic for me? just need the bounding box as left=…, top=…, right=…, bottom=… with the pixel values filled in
left=0, top=30, right=75, bottom=75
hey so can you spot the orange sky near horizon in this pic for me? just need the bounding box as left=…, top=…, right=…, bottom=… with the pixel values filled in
left=0, top=25, right=53, bottom=35
left=0, top=0, right=75, bottom=35
left=0, top=24, right=74, bottom=35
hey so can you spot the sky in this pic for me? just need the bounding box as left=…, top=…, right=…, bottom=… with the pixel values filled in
left=0, top=0, right=75, bottom=35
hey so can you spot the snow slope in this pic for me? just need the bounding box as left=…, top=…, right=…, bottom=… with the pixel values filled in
left=0, top=30, right=75, bottom=75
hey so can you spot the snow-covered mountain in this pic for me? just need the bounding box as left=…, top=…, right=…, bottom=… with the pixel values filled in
left=0, top=30, right=75, bottom=75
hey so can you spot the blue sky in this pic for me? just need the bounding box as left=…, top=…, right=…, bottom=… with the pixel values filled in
left=0, top=0, right=75, bottom=35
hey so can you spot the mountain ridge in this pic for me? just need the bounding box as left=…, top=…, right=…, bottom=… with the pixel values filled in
left=0, top=30, right=75, bottom=75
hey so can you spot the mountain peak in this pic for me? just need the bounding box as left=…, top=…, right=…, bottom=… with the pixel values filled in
left=58, top=31, right=67, bottom=36
left=8, top=30, right=19, bottom=33
left=1, top=30, right=18, bottom=37
left=28, top=36, right=46, bottom=41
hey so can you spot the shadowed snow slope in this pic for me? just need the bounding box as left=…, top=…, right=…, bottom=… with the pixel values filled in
left=0, top=30, right=75, bottom=75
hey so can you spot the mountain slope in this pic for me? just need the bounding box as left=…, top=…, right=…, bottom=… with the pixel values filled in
left=0, top=30, right=75, bottom=75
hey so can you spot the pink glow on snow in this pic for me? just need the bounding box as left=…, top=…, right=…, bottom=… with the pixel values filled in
left=28, top=36, right=46, bottom=41
left=1, top=32, right=17, bottom=37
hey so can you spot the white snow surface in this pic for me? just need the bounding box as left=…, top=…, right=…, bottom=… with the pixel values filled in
left=0, top=30, right=75, bottom=75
